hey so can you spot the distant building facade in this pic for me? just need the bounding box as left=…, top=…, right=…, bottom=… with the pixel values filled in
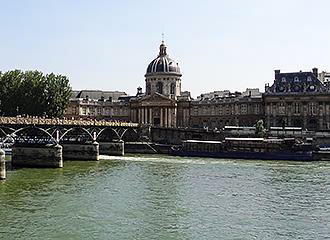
left=64, top=90, right=130, bottom=121
left=64, top=43, right=330, bottom=131
left=264, top=68, right=330, bottom=130
left=187, top=88, right=263, bottom=129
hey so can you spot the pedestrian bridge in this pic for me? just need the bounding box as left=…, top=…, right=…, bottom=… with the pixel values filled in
left=0, top=116, right=141, bottom=144
left=0, top=117, right=145, bottom=170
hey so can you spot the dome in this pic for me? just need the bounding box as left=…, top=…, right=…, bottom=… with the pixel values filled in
left=145, top=42, right=181, bottom=76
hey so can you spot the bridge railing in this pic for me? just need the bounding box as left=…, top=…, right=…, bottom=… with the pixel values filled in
left=0, top=116, right=139, bottom=128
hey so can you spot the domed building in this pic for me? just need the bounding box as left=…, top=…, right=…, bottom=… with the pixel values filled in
left=130, top=41, right=183, bottom=127
left=145, top=42, right=182, bottom=99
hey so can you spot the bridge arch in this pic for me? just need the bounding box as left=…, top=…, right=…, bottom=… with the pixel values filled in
left=8, top=126, right=57, bottom=144
left=0, top=126, right=15, bottom=137
left=96, top=127, right=121, bottom=142
left=121, top=128, right=140, bottom=142
left=59, top=127, right=94, bottom=143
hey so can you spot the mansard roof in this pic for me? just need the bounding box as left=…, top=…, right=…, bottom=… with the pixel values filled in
left=71, top=90, right=127, bottom=100
left=265, top=69, right=329, bottom=95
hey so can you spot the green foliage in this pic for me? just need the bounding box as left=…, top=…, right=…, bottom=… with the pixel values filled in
left=255, top=119, right=266, bottom=138
left=0, top=70, right=72, bottom=117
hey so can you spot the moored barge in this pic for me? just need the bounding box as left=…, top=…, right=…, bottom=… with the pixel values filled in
left=172, top=138, right=314, bottom=161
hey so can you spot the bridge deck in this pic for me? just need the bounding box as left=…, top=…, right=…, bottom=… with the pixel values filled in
left=0, top=117, right=139, bottom=128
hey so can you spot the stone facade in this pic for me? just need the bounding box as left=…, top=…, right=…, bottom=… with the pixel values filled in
left=187, top=89, right=263, bottom=129
left=264, top=69, right=330, bottom=130
left=65, top=90, right=131, bottom=121
left=64, top=42, right=330, bottom=131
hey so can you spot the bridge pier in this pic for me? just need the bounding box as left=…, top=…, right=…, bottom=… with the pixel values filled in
left=61, top=142, right=99, bottom=161
left=99, top=140, right=124, bottom=156
left=12, top=144, right=63, bottom=168
left=0, top=149, right=5, bottom=180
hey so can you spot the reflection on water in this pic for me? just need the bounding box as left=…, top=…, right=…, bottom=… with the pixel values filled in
left=0, top=155, right=330, bottom=240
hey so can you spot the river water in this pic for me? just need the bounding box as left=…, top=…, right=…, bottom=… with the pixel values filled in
left=0, top=155, right=330, bottom=240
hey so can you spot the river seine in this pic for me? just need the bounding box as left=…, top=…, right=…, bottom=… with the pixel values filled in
left=1, top=155, right=330, bottom=240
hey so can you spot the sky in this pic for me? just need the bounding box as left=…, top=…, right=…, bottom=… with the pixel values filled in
left=1, top=0, right=330, bottom=97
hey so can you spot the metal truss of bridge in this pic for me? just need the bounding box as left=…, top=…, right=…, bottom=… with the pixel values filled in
left=0, top=116, right=141, bottom=146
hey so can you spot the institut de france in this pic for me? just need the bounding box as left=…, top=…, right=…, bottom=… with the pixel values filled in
left=65, top=42, right=330, bottom=131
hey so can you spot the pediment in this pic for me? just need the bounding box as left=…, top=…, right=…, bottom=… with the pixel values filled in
left=139, top=93, right=174, bottom=103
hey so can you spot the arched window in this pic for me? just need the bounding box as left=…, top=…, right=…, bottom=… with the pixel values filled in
left=156, top=82, right=163, bottom=94
left=294, top=76, right=300, bottom=82
left=170, top=83, right=176, bottom=94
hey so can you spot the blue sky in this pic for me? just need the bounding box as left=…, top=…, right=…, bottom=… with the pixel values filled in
left=1, top=0, right=329, bottom=97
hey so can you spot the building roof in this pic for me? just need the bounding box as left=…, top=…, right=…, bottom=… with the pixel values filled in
left=71, top=90, right=127, bottom=100
left=265, top=68, right=328, bottom=95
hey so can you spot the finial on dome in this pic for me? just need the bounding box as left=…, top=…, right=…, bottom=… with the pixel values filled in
left=159, top=34, right=167, bottom=56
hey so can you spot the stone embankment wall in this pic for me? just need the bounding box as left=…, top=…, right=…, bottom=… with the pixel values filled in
left=99, top=141, right=124, bottom=156
left=12, top=144, right=63, bottom=168
left=62, top=142, right=99, bottom=160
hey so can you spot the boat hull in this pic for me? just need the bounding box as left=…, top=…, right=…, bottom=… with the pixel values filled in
left=171, top=150, right=313, bottom=161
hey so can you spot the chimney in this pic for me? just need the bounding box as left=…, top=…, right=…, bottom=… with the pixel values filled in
left=312, top=68, right=318, bottom=77
left=274, top=70, right=280, bottom=79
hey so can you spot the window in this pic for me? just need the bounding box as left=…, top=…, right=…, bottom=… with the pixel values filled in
left=170, top=82, right=176, bottom=94
left=310, top=102, right=317, bottom=115
left=156, top=82, right=163, bottom=94
left=98, top=107, right=102, bottom=114
left=281, top=77, right=286, bottom=82
left=294, top=76, right=300, bottom=82
left=307, top=76, right=312, bottom=82
left=255, top=104, right=260, bottom=114
left=278, top=102, right=286, bottom=115
left=293, top=102, right=300, bottom=114
left=240, top=104, right=247, bottom=115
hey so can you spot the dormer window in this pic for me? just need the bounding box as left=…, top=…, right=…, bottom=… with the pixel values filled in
left=281, top=77, right=286, bottom=82
left=307, top=76, right=312, bottom=82
left=294, top=76, right=300, bottom=82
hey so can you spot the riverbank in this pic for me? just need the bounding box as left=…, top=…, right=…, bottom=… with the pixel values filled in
left=1, top=155, right=329, bottom=240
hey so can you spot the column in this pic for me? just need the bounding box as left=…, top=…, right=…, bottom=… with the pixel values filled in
left=137, top=109, right=140, bottom=123
left=164, top=108, right=168, bottom=127
left=168, top=108, right=171, bottom=127
left=141, top=108, right=144, bottom=124
left=145, top=107, right=148, bottom=124
left=149, top=108, right=152, bottom=125
left=160, top=108, right=164, bottom=127
left=173, top=108, right=177, bottom=127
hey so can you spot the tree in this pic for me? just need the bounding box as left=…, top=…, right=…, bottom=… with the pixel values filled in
left=44, top=73, right=72, bottom=117
left=0, top=70, right=72, bottom=117
left=255, top=119, right=266, bottom=138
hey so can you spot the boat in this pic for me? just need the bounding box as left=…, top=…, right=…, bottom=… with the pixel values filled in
left=171, top=138, right=314, bottom=161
